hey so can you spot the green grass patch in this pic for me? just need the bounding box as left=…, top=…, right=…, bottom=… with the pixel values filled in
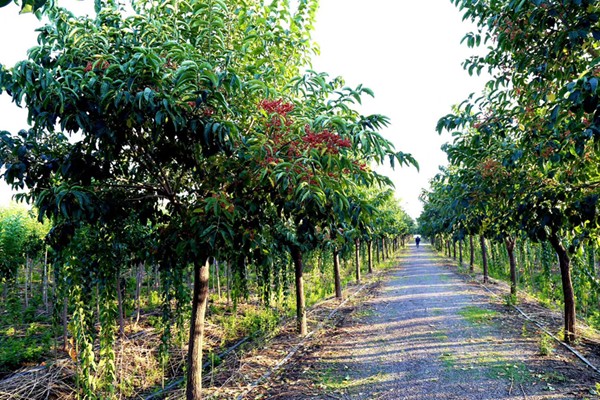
left=487, top=362, right=531, bottom=383
left=439, top=352, right=456, bottom=369
left=458, top=306, right=498, bottom=325
left=432, top=330, right=448, bottom=341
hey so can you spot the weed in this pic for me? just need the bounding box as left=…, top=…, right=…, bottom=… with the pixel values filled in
left=432, top=330, right=448, bottom=341
left=353, top=308, right=375, bottom=319
left=487, top=362, right=531, bottom=383
left=458, top=306, right=498, bottom=325
left=439, top=352, right=456, bottom=369
left=503, top=294, right=518, bottom=306
left=521, top=323, right=529, bottom=337
left=538, top=371, right=566, bottom=383
left=539, top=333, right=554, bottom=356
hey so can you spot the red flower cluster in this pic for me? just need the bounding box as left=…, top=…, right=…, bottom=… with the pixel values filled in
left=260, top=99, right=294, bottom=115
left=302, top=125, right=351, bottom=154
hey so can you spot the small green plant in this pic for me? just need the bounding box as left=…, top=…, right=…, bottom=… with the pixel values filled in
left=539, top=333, right=554, bottom=356
left=439, top=352, right=456, bottom=369
left=458, top=306, right=498, bottom=325
left=521, top=323, right=529, bottom=337
left=503, top=294, right=517, bottom=306
left=488, top=362, right=531, bottom=383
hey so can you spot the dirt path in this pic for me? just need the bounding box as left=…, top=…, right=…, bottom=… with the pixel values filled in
left=255, top=244, right=599, bottom=399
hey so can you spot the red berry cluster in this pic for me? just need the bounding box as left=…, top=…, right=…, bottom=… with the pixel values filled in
left=260, top=99, right=294, bottom=129
left=260, top=99, right=294, bottom=115
left=85, top=60, right=110, bottom=72
left=302, top=125, right=351, bottom=154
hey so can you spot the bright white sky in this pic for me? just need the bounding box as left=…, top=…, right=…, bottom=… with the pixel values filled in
left=0, top=0, right=486, bottom=219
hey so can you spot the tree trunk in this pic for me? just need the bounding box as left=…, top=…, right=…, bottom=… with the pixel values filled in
left=186, top=258, right=211, bottom=400
left=453, top=241, right=457, bottom=260
left=548, top=234, right=576, bottom=343
left=459, top=240, right=463, bottom=265
left=333, top=249, right=342, bottom=299
left=116, top=275, right=125, bottom=338
left=376, top=240, right=380, bottom=264
left=134, top=262, right=143, bottom=325
left=367, top=240, right=373, bottom=274
left=24, top=257, right=29, bottom=310
left=290, top=245, right=307, bottom=335
left=381, top=238, right=386, bottom=261
left=215, top=260, right=221, bottom=299
left=226, top=261, right=231, bottom=306
left=355, top=239, right=361, bottom=283
left=43, top=248, right=49, bottom=313
left=480, top=235, right=489, bottom=284
left=469, top=236, right=475, bottom=272
left=62, top=297, right=69, bottom=351
left=504, top=237, right=517, bottom=296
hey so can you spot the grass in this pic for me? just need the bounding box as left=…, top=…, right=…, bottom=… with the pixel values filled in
left=432, top=330, right=448, bottom=341
left=439, top=352, right=456, bottom=369
left=458, top=306, right=498, bottom=325
left=538, top=333, right=555, bottom=356
left=487, top=361, right=531, bottom=383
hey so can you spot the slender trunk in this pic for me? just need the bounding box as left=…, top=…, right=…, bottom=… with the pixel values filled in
left=186, top=258, right=211, bottom=400
left=116, top=275, right=125, bottom=338
left=134, top=262, right=143, bottom=325
left=504, top=237, right=517, bottom=296
left=376, top=240, right=380, bottom=264
left=355, top=239, right=361, bottom=283
left=548, top=234, right=576, bottom=343
left=453, top=241, right=457, bottom=260
left=381, top=238, right=386, bottom=261
left=24, top=257, right=29, bottom=310
left=459, top=240, right=463, bottom=265
left=367, top=241, right=373, bottom=274
left=290, top=245, right=307, bottom=335
left=62, top=297, right=69, bottom=351
left=43, top=248, right=49, bottom=313
left=215, top=260, right=221, bottom=299
left=480, top=235, right=489, bottom=284
left=226, top=261, right=231, bottom=306
left=469, top=236, right=475, bottom=272
left=446, top=240, right=451, bottom=258
left=333, top=249, right=342, bottom=299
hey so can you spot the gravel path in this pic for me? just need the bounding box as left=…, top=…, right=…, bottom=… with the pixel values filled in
left=258, top=244, right=597, bottom=399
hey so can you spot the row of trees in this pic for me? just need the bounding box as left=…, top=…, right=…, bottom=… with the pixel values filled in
left=0, top=0, right=416, bottom=398
left=420, top=0, right=600, bottom=344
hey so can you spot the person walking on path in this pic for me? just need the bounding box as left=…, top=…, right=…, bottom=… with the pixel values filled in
left=415, top=236, right=421, bottom=248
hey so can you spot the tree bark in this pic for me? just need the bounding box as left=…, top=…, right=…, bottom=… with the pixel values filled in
left=376, top=240, right=380, bottom=264
left=453, top=241, right=457, bottom=260
left=480, top=235, right=489, bottom=284
left=548, top=234, right=576, bottom=343
left=215, top=260, right=221, bottom=299
left=290, top=245, right=307, bottom=335
left=333, top=249, right=342, bottom=299
left=134, top=262, right=143, bottom=325
left=504, top=237, right=517, bottom=296
left=43, top=248, right=49, bottom=313
left=355, top=239, right=361, bottom=283
left=459, top=240, right=463, bottom=265
left=116, top=274, right=125, bottom=338
left=469, top=236, right=475, bottom=272
left=186, top=258, right=211, bottom=400
left=367, top=240, right=373, bottom=274
left=62, top=297, right=69, bottom=352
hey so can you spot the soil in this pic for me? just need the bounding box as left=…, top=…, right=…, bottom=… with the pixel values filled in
left=235, top=244, right=600, bottom=400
